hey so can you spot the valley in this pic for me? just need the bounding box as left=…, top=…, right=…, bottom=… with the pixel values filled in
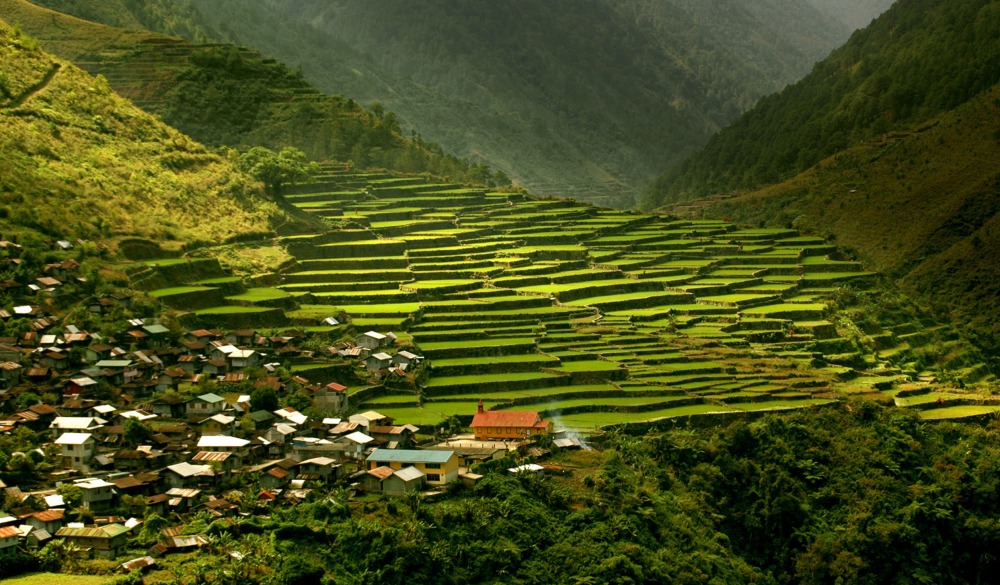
left=1, top=1, right=999, bottom=583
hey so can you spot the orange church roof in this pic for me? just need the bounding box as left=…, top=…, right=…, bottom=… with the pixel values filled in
left=470, top=410, right=548, bottom=429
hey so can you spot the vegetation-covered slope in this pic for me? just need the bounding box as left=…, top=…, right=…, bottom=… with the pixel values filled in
left=682, top=84, right=1000, bottom=361
left=6, top=0, right=504, bottom=186
left=36, top=0, right=875, bottom=207
left=0, top=17, right=293, bottom=251
left=645, top=0, right=1000, bottom=207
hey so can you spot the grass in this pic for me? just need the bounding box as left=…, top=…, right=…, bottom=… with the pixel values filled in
left=149, top=286, right=214, bottom=297
left=5, top=575, right=109, bottom=585
left=919, top=405, right=1000, bottom=420
left=227, top=288, right=290, bottom=301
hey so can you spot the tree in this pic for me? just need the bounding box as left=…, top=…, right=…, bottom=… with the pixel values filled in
left=123, top=418, right=153, bottom=447
left=250, top=387, right=279, bottom=413
left=56, top=483, right=83, bottom=510
left=238, top=146, right=318, bottom=195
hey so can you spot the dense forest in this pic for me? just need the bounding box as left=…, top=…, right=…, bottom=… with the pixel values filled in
left=644, top=0, right=1000, bottom=208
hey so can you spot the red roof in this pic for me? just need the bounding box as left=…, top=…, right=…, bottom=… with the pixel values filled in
left=0, top=526, right=21, bottom=539
left=470, top=410, right=547, bottom=429
left=31, top=509, right=64, bottom=522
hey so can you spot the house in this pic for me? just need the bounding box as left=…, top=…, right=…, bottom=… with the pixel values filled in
left=349, top=410, right=392, bottom=431
left=56, top=523, right=130, bottom=559
left=191, top=451, right=239, bottom=474
left=74, top=477, right=117, bottom=511
left=55, top=432, right=96, bottom=470
left=360, top=466, right=394, bottom=493
left=26, top=509, right=65, bottom=535
left=365, top=449, right=460, bottom=486
left=334, top=431, right=374, bottom=460
left=392, top=350, right=422, bottom=367
left=141, top=324, right=172, bottom=348
left=263, top=423, right=299, bottom=446
left=469, top=401, right=552, bottom=441
left=226, top=349, right=260, bottom=370
left=164, top=487, right=203, bottom=511
left=383, top=466, right=426, bottom=496
left=199, top=413, right=236, bottom=436
left=156, top=367, right=187, bottom=393
left=186, top=393, right=226, bottom=417
left=0, top=361, right=21, bottom=386
left=226, top=329, right=256, bottom=346
left=313, top=382, right=349, bottom=413
left=296, top=457, right=340, bottom=486
left=50, top=416, right=105, bottom=439
left=163, top=462, right=214, bottom=489
left=428, top=445, right=507, bottom=470
left=368, top=425, right=418, bottom=448
left=365, top=352, right=393, bottom=371
left=273, top=407, right=308, bottom=426
left=260, top=466, right=291, bottom=490
left=150, top=393, right=186, bottom=418
left=356, top=331, right=388, bottom=350
left=246, top=410, right=276, bottom=430
left=0, top=525, right=21, bottom=551
left=196, top=435, right=250, bottom=458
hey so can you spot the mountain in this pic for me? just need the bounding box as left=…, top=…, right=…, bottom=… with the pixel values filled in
left=805, top=0, right=897, bottom=29
left=652, top=0, right=1000, bottom=359
left=5, top=0, right=503, bottom=187
left=0, top=16, right=294, bottom=252
left=31, top=0, right=888, bottom=207
left=645, top=0, right=1000, bottom=208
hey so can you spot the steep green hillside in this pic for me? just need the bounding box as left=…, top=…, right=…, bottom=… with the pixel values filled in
left=6, top=0, right=501, bottom=185
left=678, top=84, right=1000, bottom=361
left=646, top=0, right=1000, bottom=208
left=0, top=17, right=295, bottom=251
left=38, top=0, right=865, bottom=207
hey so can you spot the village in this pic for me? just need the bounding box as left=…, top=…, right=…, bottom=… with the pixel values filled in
left=0, top=237, right=581, bottom=573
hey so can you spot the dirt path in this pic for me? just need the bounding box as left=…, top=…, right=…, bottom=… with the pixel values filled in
left=2, top=61, right=60, bottom=110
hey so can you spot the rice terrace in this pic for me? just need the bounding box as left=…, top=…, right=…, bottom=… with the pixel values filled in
left=141, top=165, right=996, bottom=432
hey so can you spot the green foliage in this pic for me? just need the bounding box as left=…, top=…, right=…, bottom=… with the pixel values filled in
left=55, top=483, right=83, bottom=509
left=646, top=0, right=1000, bottom=208
left=0, top=17, right=289, bottom=250
left=238, top=146, right=318, bottom=195
left=249, top=386, right=279, bottom=413
left=123, top=417, right=153, bottom=447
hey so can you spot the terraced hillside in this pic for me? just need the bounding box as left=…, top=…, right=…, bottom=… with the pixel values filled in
left=135, top=168, right=997, bottom=431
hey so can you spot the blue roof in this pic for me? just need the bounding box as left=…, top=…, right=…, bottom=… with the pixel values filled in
left=366, top=448, right=454, bottom=464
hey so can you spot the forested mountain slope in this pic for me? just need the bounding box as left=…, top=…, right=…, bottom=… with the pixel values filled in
left=0, top=17, right=294, bottom=251
left=5, top=0, right=502, bottom=185
left=645, top=0, right=1000, bottom=207
left=32, top=0, right=882, bottom=207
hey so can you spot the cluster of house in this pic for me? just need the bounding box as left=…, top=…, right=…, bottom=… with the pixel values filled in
left=0, top=240, right=571, bottom=561
left=0, top=399, right=564, bottom=560
left=333, top=330, right=423, bottom=375
left=0, top=238, right=88, bottom=302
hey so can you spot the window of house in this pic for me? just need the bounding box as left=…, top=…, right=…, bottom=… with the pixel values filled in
left=426, top=474, right=441, bottom=482
left=424, top=462, right=441, bottom=469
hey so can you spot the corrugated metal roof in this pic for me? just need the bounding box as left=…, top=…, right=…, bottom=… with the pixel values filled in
left=367, top=448, right=454, bottom=464
left=57, top=523, right=129, bottom=538
left=393, top=466, right=425, bottom=482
